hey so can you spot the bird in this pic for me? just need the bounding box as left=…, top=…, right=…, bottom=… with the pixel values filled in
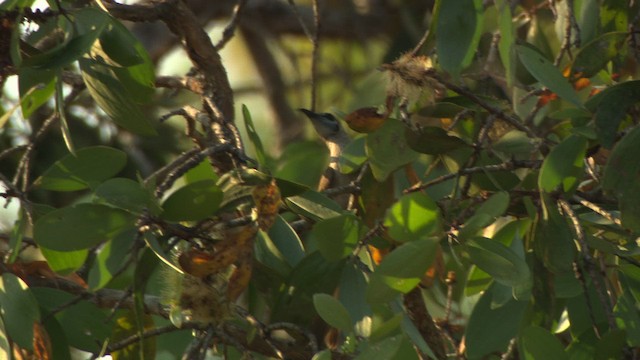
left=298, top=108, right=353, bottom=208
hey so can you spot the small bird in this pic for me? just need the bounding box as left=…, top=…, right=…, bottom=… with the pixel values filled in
left=298, top=109, right=353, bottom=207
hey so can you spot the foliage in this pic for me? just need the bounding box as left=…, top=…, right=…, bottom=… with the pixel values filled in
left=0, top=0, right=640, bottom=359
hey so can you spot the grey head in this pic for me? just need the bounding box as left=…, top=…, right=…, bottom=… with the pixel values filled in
left=298, top=108, right=342, bottom=141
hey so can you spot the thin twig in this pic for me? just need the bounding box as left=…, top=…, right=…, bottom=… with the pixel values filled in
left=573, top=195, right=622, bottom=227
left=405, top=160, right=542, bottom=194
left=559, top=199, right=617, bottom=332
left=310, top=0, right=321, bottom=111
left=215, top=0, right=248, bottom=50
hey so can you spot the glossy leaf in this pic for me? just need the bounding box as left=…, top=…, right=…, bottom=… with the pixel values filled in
left=242, top=105, right=268, bottom=169
left=40, top=247, right=88, bottom=275
left=539, top=135, right=587, bottom=192
left=79, top=57, right=156, bottom=136
left=466, top=237, right=530, bottom=288
left=285, top=190, right=343, bottom=221
left=94, top=20, right=155, bottom=104
left=268, top=215, right=305, bottom=267
left=586, top=80, right=640, bottom=148
left=534, top=195, right=576, bottom=273
left=308, top=214, right=361, bottom=261
left=492, top=130, right=534, bottom=155
left=32, top=288, right=111, bottom=352
left=496, top=0, right=515, bottom=87
left=367, top=239, right=438, bottom=304
left=465, top=283, right=529, bottom=359
left=33, top=146, right=127, bottom=191
left=22, top=8, right=110, bottom=69
left=458, top=191, right=510, bottom=240
left=18, top=67, right=56, bottom=118
left=255, top=230, right=291, bottom=277
left=313, top=293, right=353, bottom=333
left=161, top=179, right=223, bottom=222
left=384, top=192, right=441, bottom=242
left=340, top=136, right=367, bottom=174
left=96, top=178, right=161, bottom=215
left=366, top=120, right=419, bottom=181
left=0, top=317, right=8, bottom=360
left=111, top=310, right=156, bottom=360
left=354, top=335, right=403, bottom=360
left=0, top=273, right=40, bottom=350
left=34, top=204, right=134, bottom=251
left=516, top=44, right=583, bottom=108
left=520, top=326, right=568, bottom=360
left=602, top=126, right=640, bottom=231
left=570, top=32, right=628, bottom=79
left=88, top=228, right=138, bottom=290
left=405, top=126, right=468, bottom=155
left=436, top=0, right=483, bottom=77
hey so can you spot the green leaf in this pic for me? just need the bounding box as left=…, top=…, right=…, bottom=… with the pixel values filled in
left=458, top=191, right=510, bottom=240
left=465, top=265, right=492, bottom=296
left=383, top=192, right=441, bottom=242
left=0, top=0, right=34, bottom=10
left=79, top=57, right=156, bottom=136
left=585, top=80, right=640, bottom=148
left=0, top=317, right=9, bottom=360
left=570, top=32, right=628, bottom=79
left=111, top=310, right=156, bottom=360
left=466, top=237, right=531, bottom=288
left=614, top=283, right=640, bottom=346
left=601, top=0, right=628, bottom=33
left=405, top=126, right=468, bottom=155
left=496, top=0, right=515, bottom=88
left=93, top=20, right=155, bottom=105
left=366, top=239, right=438, bottom=304
left=88, top=228, right=138, bottom=290
left=18, top=67, right=56, bottom=118
left=417, top=102, right=466, bottom=118
left=516, top=44, right=583, bottom=108
left=436, top=0, right=483, bottom=77
left=268, top=215, right=305, bottom=266
left=161, top=179, right=223, bottom=221
left=0, top=273, right=40, bottom=351
left=285, top=190, right=343, bottom=221
left=539, top=134, right=587, bottom=193
left=242, top=105, right=268, bottom=170
left=338, top=263, right=372, bottom=327
left=534, top=195, right=576, bottom=273
left=313, top=293, right=353, bottom=333
left=32, top=288, right=111, bottom=352
left=602, top=126, right=640, bottom=232
left=255, top=230, right=291, bottom=277
left=311, top=349, right=333, bottom=360
left=96, top=178, right=161, bottom=215
left=22, top=8, right=111, bottom=70
left=55, top=75, right=75, bottom=154
left=308, top=214, right=361, bottom=261
left=33, top=146, right=127, bottom=191
left=276, top=141, right=327, bottom=188
left=354, top=335, right=404, bottom=360
left=465, top=283, right=529, bottom=359
left=340, top=136, right=367, bottom=174
left=40, top=247, right=88, bottom=275
left=143, top=232, right=184, bottom=276
left=366, top=120, right=419, bottom=181
left=34, top=203, right=134, bottom=251
left=493, top=130, right=534, bottom=155
left=520, top=326, right=568, bottom=360
left=595, top=330, right=626, bottom=360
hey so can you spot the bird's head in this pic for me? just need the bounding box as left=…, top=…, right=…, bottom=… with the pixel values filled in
left=298, top=108, right=343, bottom=141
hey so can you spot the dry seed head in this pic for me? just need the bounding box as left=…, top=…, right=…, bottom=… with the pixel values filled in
left=382, top=54, right=432, bottom=96
left=162, top=247, right=235, bottom=327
